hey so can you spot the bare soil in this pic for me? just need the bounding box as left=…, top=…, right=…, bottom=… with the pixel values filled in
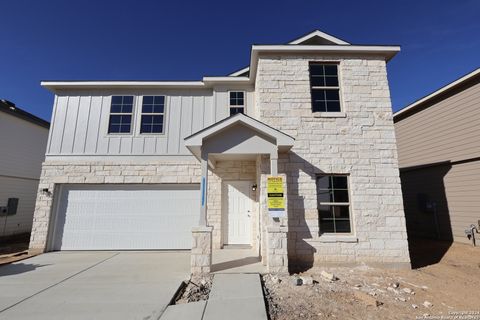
left=175, top=275, right=213, bottom=304
left=263, top=240, right=480, bottom=320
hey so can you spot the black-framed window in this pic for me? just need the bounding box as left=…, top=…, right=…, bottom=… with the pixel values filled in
left=229, top=91, right=245, bottom=116
left=316, top=175, right=351, bottom=233
left=140, top=96, right=165, bottom=134
left=108, top=96, right=134, bottom=134
left=309, top=63, right=341, bottom=112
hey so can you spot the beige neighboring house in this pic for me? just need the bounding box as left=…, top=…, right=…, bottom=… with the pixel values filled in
left=0, top=99, right=49, bottom=239
left=394, top=68, right=480, bottom=244
left=29, top=30, right=411, bottom=273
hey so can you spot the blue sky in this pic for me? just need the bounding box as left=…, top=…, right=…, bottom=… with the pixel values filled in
left=1, top=0, right=479, bottom=121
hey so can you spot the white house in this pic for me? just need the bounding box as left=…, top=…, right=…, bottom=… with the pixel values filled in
left=0, top=99, right=49, bottom=240
left=29, top=30, right=411, bottom=273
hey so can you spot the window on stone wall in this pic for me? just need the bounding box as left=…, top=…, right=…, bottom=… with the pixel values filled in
left=316, top=175, right=351, bottom=233
left=229, top=91, right=245, bottom=116
left=108, top=96, right=134, bottom=134
left=309, top=63, right=341, bottom=112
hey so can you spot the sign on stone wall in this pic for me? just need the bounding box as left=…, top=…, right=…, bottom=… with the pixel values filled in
left=267, top=176, right=286, bottom=218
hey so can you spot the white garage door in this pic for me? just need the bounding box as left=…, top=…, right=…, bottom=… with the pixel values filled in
left=51, top=184, right=200, bottom=250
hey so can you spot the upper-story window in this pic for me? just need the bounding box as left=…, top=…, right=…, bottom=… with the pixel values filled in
left=229, top=91, right=245, bottom=116
left=140, top=96, right=165, bottom=134
left=108, top=96, right=134, bottom=134
left=316, top=175, right=351, bottom=234
left=309, top=63, right=341, bottom=112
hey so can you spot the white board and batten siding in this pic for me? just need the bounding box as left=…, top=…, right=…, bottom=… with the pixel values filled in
left=46, top=89, right=255, bottom=157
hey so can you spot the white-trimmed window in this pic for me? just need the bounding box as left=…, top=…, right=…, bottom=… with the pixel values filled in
left=309, top=63, right=341, bottom=112
left=316, top=175, right=351, bottom=234
left=108, top=96, right=134, bottom=134
left=229, top=91, right=245, bottom=116
left=140, top=96, right=165, bottom=134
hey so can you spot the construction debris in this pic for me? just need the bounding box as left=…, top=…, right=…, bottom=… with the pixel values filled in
left=320, top=271, right=337, bottom=282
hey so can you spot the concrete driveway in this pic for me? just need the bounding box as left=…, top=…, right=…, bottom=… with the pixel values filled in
left=0, top=251, right=190, bottom=320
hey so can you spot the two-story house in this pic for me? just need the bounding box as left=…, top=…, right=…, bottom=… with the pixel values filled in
left=29, top=30, right=411, bottom=273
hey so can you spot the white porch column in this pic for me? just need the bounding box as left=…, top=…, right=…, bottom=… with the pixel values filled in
left=270, top=149, right=278, bottom=175
left=199, top=148, right=208, bottom=226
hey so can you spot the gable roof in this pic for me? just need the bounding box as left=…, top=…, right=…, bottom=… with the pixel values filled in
left=0, top=99, right=50, bottom=129
left=287, top=29, right=350, bottom=45
left=394, top=67, right=480, bottom=121
left=184, top=113, right=295, bottom=161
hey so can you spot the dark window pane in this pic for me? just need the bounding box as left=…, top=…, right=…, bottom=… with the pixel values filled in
left=230, top=107, right=244, bottom=116
left=141, top=124, right=150, bottom=133
left=152, top=115, right=163, bottom=124
left=309, top=64, right=324, bottom=76
left=310, top=76, right=325, bottom=87
left=108, top=124, right=119, bottom=133
left=142, top=104, right=153, bottom=113
left=317, top=190, right=332, bottom=203
left=111, top=104, right=122, bottom=113
left=230, top=98, right=237, bottom=106
left=122, top=105, right=133, bottom=113
left=120, top=124, right=131, bottom=133
left=152, top=105, right=164, bottom=113
left=237, top=97, right=244, bottom=105
left=325, top=90, right=340, bottom=100
left=335, top=220, right=351, bottom=233
left=311, top=89, right=326, bottom=102
left=123, top=96, right=133, bottom=104
left=152, top=124, right=163, bottom=133
left=318, top=205, right=333, bottom=219
left=143, top=96, right=154, bottom=104
left=325, top=76, right=339, bottom=87
left=110, top=115, right=121, bottom=124
left=111, top=96, right=123, bottom=104
left=320, top=220, right=335, bottom=233
left=122, top=115, right=131, bottom=124
left=237, top=92, right=244, bottom=99
left=324, top=65, right=338, bottom=76
left=142, top=115, right=153, bottom=124
left=334, top=206, right=350, bottom=219
left=333, top=190, right=349, bottom=203
left=332, top=176, right=348, bottom=189
left=154, top=96, right=165, bottom=104
left=312, top=101, right=327, bottom=112
left=326, top=101, right=340, bottom=112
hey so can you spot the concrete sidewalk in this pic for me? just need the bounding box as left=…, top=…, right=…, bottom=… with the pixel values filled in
left=0, top=251, right=190, bottom=320
left=162, top=273, right=268, bottom=320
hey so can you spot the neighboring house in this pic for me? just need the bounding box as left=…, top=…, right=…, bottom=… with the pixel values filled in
left=394, top=68, right=480, bottom=244
left=0, top=99, right=49, bottom=239
left=29, top=30, right=411, bottom=273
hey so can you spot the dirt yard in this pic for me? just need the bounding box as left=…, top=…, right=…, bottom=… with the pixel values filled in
left=263, top=240, right=480, bottom=320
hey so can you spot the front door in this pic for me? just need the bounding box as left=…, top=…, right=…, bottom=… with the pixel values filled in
left=225, top=181, right=253, bottom=245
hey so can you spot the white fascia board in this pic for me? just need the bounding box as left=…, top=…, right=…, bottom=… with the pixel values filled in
left=251, top=45, right=400, bottom=58
left=289, top=30, right=350, bottom=45
left=41, top=81, right=206, bottom=92
left=394, top=67, right=480, bottom=118
left=202, top=76, right=250, bottom=83
left=228, top=67, right=250, bottom=77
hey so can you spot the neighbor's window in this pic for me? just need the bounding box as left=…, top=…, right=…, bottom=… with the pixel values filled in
left=108, top=96, right=134, bottom=134
left=309, top=63, right=341, bottom=112
left=140, top=96, right=165, bottom=134
left=316, top=175, right=351, bottom=233
left=229, top=91, right=245, bottom=116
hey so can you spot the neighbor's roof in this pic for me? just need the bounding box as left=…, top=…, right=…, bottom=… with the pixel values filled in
left=0, top=99, right=50, bottom=129
left=41, top=29, right=401, bottom=92
left=394, top=67, right=480, bottom=121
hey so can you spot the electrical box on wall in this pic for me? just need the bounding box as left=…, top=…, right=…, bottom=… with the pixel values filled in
left=0, top=198, right=19, bottom=216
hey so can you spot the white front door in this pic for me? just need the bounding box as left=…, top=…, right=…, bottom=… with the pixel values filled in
left=225, top=181, right=253, bottom=245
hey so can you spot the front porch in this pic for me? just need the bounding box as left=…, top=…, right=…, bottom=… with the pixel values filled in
left=185, top=114, right=294, bottom=274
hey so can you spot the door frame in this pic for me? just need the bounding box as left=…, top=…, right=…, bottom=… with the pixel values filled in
left=221, top=180, right=255, bottom=246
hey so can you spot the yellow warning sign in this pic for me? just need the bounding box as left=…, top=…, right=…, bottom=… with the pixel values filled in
left=267, top=176, right=285, bottom=216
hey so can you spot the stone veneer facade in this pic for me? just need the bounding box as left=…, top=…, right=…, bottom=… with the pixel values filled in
left=255, top=55, right=410, bottom=268
left=30, top=52, right=411, bottom=270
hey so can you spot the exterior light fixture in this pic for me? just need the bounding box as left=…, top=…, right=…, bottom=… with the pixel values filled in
left=252, top=184, right=257, bottom=191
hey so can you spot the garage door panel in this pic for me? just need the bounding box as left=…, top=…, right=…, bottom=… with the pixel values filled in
left=52, top=184, right=200, bottom=250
